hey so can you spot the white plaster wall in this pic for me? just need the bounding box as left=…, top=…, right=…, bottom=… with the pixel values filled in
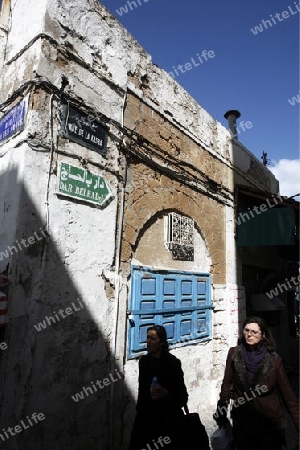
left=0, top=40, right=43, bottom=101
left=233, top=139, right=279, bottom=192
left=0, top=0, right=48, bottom=101
left=45, top=0, right=148, bottom=90
left=0, top=91, right=121, bottom=449
left=4, top=0, right=48, bottom=60
left=47, top=152, right=118, bottom=332
left=42, top=0, right=232, bottom=169
left=0, top=0, right=125, bottom=447
left=0, top=144, right=25, bottom=271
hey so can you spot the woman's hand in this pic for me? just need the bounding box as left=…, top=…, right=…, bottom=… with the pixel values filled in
left=150, top=386, right=169, bottom=400
left=213, top=400, right=229, bottom=427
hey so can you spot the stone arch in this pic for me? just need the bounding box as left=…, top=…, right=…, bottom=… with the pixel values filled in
left=132, top=208, right=211, bottom=272
left=121, top=183, right=226, bottom=283
left=132, top=208, right=211, bottom=274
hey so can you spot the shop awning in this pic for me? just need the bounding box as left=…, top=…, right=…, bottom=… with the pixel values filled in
left=237, top=207, right=295, bottom=246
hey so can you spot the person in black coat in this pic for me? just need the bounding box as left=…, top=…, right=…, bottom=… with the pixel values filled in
left=213, top=316, right=299, bottom=450
left=128, top=325, right=188, bottom=450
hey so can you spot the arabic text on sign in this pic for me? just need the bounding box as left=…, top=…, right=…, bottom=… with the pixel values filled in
left=58, top=162, right=112, bottom=206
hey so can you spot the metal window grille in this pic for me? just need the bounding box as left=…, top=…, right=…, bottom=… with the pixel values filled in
left=164, top=213, right=194, bottom=260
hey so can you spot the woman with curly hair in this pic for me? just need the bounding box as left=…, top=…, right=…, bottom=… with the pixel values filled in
left=213, top=316, right=299, bottom=450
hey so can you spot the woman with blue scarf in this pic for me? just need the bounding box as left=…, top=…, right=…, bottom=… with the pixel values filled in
left=213, top=316, right=299, bottom=450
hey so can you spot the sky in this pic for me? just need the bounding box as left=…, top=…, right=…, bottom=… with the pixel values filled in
left=98, top=0, right=300, bottom=197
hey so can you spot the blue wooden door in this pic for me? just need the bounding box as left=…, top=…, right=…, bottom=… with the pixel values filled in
left=128, top=266, right=212, bottom=357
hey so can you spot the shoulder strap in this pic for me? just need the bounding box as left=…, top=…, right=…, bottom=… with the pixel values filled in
left=183, top=404, right=189, bottom=415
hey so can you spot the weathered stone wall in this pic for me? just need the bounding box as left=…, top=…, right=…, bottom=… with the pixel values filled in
left=121, top=160, right=226, bottom=282
left=124, top=92, right=231, bottom=189
left=233, top=140, right=279, bottom=193
left=120, top=89, right=235, bottom=442
left=0, top=0, right=279, bottom=448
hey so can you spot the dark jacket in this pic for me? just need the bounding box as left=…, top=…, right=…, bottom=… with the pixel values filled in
left=219, top=345, right=299, bottom=431
left=136, top=351, right=188, bottom=421
left=128, top=352, right=188, bottom=450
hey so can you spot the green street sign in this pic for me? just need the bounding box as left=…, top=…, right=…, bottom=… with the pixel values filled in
left=57, top=162, right=113, bottom=206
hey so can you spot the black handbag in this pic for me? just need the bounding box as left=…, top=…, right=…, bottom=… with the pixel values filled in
left=165, top=405, right=210, bottom=450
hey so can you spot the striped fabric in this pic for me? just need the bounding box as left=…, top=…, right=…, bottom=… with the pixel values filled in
left=0, top=292, right=8, bottom=326
left=0, top=273, right=8, bottom=327
left=0, top=274, right=8, bottom=286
